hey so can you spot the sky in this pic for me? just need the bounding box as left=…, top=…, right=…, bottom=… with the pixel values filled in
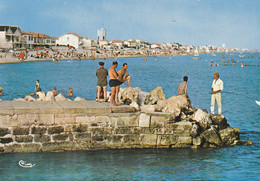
left=0, top=0, right=259, bottom=49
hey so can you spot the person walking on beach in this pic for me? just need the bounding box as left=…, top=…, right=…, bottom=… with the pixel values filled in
left=96, top=61, right=108, bottom=102
left=117, top=63, right=131, bottom=87
left=109, top=61, right=121, bottom=106
left=211, top=72, right=224, bottom=116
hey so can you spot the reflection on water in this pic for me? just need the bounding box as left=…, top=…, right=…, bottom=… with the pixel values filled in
left=0, top=52, right=259, bottom=180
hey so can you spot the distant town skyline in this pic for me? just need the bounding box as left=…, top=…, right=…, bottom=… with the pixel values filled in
left=0, top=0, right=259, bottom=50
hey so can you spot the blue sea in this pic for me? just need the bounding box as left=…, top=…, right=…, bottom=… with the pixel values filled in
left=0, top=53, right=259, bottom=180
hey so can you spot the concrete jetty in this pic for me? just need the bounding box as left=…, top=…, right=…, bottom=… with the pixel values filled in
left=0, top=95, right=252, bottom=153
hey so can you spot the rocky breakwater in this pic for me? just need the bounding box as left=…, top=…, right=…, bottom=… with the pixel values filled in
left=0, top=87, right=251, bottom=153
left=118, top=86, right=252, bottom=148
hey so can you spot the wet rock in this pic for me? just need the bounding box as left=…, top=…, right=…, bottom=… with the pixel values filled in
left=211, top=115, right=230, bottom=130
left=74, top=97, right=87, bottom=101
left=55, top=93, right=66, bottom=101
left=201, top=127, right=222, bottom=146
left=190, top=123, right=200, bottom=138
left=45, top=91, right=55, bottom=101
left=231, top=140, right=252, bottom=146
left=145, top=86, right=166, bottom=105
left=191, top=109, right=212, bottom=130
left=24, top=95, right=36, bottom=102
left=193, top=137, right=203, bottom=146
left=119, top=87, right=139, bottom=105
left=172, top=121, right=193, bottom=137
left=219, top=127, right=240, bottom=145
left=157, top=95, right=189, bottom=117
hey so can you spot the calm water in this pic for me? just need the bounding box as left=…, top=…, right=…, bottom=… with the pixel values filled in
left=0, top=53, right=259, bottom=180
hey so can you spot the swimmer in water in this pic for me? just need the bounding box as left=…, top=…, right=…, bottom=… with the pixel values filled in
left=0, top=87, right=3, bottom=95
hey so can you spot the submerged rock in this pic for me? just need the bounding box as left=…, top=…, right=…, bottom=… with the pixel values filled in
left=45, top=91, right=55, bottom=101
left=157, top=95, right=189, bottom=117
left=231, top=140, right=252, bottom=146
left=55, top=93, right=66, bottom=101
left=145, top=86, right=166, bottom=105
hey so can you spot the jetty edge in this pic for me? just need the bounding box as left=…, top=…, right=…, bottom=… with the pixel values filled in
left=0, top=86, right=252, bottom=153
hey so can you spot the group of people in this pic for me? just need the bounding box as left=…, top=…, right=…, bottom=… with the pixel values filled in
left=96, top=61, right=131, bottom=106
left=27, top=80, right=74, bottom=101
left=177, top=72, right=224, bottom=116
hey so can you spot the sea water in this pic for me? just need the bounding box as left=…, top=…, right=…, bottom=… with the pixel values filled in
left=0, top=53, right=259, bottom=180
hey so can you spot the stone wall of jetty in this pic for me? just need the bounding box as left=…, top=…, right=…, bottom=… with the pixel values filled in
left=0, top=87, right=251, bottom=153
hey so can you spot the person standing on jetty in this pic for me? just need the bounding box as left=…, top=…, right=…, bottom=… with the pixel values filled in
left=109, top=61, right=121, bottom=106
left=211, top=72, right=224, bottom=116
left=177, top=76, right=192, bottom=105
left=96, top=61, right=108, bottom=102
left=117, top=63, right=131, bottom=87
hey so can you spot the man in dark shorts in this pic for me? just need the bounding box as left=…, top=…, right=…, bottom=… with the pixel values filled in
left=96, top=61, right=108, bottom=102
left=109, top=61, right=121, bottom=106
left=117, top=63, right=131, bottom=87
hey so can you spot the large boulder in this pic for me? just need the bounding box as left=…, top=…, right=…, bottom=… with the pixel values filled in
left=211, top=115, right=230, bottom=130
left=55, top=93, right=66, bottom=101
left=191, top=109, right=212, bottom=130
left=219, top=127, right=240, bottom=145
left=119, top=87, right=138, bottom=105
left=190, top=123, right=200, bottom=138
left=156, top=95, right=189, bottom=117
left=201, top=127, right=222, bottom=146
left=45, top=91, right=55, bottom=101
left=25, top=95, right=36, bottom=102
left=145, top=86, right=166, bottom=105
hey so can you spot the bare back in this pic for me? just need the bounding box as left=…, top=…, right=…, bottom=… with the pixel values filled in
left=109, top=67, right=117, bottom=80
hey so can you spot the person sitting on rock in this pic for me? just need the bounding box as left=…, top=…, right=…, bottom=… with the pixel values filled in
left=52, top=87, right=60, bottom=96
left=28, top=88, right=46, bottom=101
left=117, top=63, right=131, bottom=87
left=177, top=76, right=192, bottom=106
left=67, top=87, right=73, bottom=97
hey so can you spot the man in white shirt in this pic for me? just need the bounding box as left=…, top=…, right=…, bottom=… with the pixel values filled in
left=211, top=72, right=224, bottom=115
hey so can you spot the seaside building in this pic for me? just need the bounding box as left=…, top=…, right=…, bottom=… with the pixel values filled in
left=82, top=38, right=97, bottom=49
left=21, top=32, right=56, bottom=49
left=0, top=25, right=22, bottom=49
left=112, top=39, right=123, bottom=49
left=56, top=32, right=83, bottom=49
left=97, top=28, right=106, bottom=41
left=123, top=39, right=137, bottom=48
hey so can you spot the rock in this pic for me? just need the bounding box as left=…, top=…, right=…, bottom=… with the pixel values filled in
left=172, top=121, right=193, bottom=137
left=13, top=98, right=25, bottom=101
left=45, top=91, right=55, bottom=101
left=190, top=123, right=200, bottom=138
left=130, top=101, right=139, bottom=110
left=193, top=137, right=203, bottom=146
left=219, top=127, right=240, bottom=145
left=145, top=86, right=166, bottom=105
left=140, top=105, right=156, bottom=112
left=156, top=95, right=189, bottom=117
left=231, top=140, right=252, bottom=146
left=74, top=97, right=87, bottom=101
left=24, top=95, right=36, bottom=102
left=138, top=91, right=149, bottom=107
left=201, top=127, right=222, bottom=146
left=119, top=87, right=139, bottom=105
left=191, top=109, right=212, bottom=130
left=55, top=93, right=66, bottom=101
left=211, top=115, right=230, bottom=130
